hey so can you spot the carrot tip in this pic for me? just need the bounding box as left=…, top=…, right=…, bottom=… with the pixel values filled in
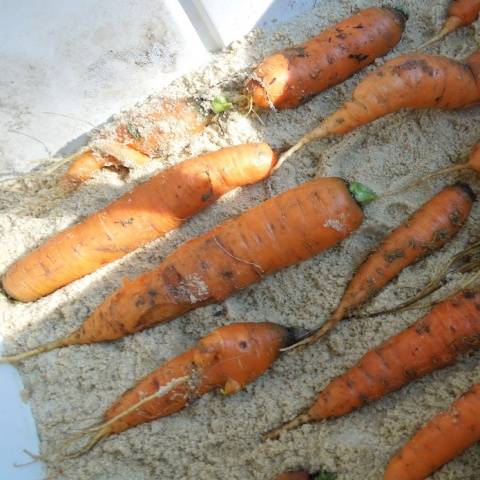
left=0, top=337, right=71, bottom=364
left=262, top=413, right=311, bottom=441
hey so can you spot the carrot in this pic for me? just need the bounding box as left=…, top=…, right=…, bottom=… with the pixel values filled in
left=265, top=288, right=480, bottom=440
left=62, top=97, right=206, bottom=188
left=58, top=322, right=292, bottom=455
left=1, top=177, right=364, bottom=362
left=2, top=143, right=278, bottom=302
left=275, top=471, right=311, bottom=480
left=419, top=0, right=480, bottom=50
left=284, top=183, right=475, bottom=350
left=277, top=50, right=480, bottom=168
left=245, top=7, right=406, bottom=110
left=384, top=382, right=480, bottom=480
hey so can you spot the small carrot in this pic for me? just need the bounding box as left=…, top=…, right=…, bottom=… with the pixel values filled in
left=284, top=183, right=475, bottom=350
left=1, top=177, right=365, bottom=362
left=419, top=0, right=480, bottom=50
left=265, top=288, right=480, bottom=440
left=384, top=382, right=480, bottom=480
left=277, top=50, right=480, bottom=168
left=2, top=143, right=277, bottom=302
left=62, top=97, right=207, bottom=188
left=57, top=322, right=292, bottom=455
left=245, top=7, right=405, bottom=110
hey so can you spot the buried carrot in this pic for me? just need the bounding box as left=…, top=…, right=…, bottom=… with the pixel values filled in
left=0, top=177, right=364, bottom=362
left=384, top=382, right=480, bottom=480
left=245, top=6, right=406, bottom=110
left=274, top=469, right=337, bottom=480
left=276, top=50, right=480, bottom=169
left=419, top=0, right=480, bottom=50
left=283, top=182, right=475, bottom=351
left=265, top=288, right=480, bottom=441
left=55, top=322, right=292, bottom=456
left=2, top=143, right=277, bottom=302
left=62, top=96, right=207, bottom=187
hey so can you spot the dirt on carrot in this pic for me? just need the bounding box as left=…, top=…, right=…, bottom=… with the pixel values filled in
left=1, top=1, right=480, bottom=479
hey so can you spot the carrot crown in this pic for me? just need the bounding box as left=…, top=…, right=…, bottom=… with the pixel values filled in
left=348, top=181, right=378, bottom=204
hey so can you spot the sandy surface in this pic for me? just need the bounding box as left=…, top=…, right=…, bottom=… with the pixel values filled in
left=1, top=1, right=480, bottom=478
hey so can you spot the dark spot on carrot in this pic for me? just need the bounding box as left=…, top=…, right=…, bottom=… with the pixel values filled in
left=147, top=289, right=158, bottom=297
left=448, top=210, right=463, bottom=227
left=335, top=117, right=345, bottom=124
left=349, top=53, right=369, bottom=62
left=201, top=191, right=212, bottom=202
left=404, top=368, right=418, bottom=380
left=269, top=77, right=277, bottom=85
left=358, top=393, right=369, bottom=406
left=384, top=249, right=405, bottom=263
left=353, top=23, right=364, bottom=29
left=221, top=271, right=234, bottom=279
left=135, top=296, right=146, bottom=308
left=415, top=321, right=430, bottom=335
left=284, top=47, right=309, bottom=59
left=464, top=290, right=475, bottom=299
left=239, top=340, right=248, bottom=350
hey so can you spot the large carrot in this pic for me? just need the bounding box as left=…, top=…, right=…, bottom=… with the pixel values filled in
left=264, top=288, right=480, bottom=440
left=277, top=50, right=480, bottom=168
left=419, top=0, right=480, bottom=50
left=385, top=382, right=480, bottom=480
left=2, top=143, right=277, bottom=302
left=62, top=97, right=206, bottom=187
left=59, top=322, right=292, bottom=455
left=284, top=183, right=475, bottom=350
left=245, top=7, right=406, bottom=110
left=1, top=177, right=364, bottom=362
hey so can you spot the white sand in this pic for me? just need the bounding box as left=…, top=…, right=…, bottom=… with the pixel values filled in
left=1, top=1, right=480, bottom=478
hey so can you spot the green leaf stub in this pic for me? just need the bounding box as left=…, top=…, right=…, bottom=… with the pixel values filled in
left=349, top=181, right=378, bottom=204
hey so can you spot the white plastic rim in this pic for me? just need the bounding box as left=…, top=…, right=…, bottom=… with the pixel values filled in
left=0, top=340, right=44, bottom=479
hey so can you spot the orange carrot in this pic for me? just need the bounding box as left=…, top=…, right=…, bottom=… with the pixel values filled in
left=419, top=0, right=480, bottom=50
left=265, top=288, right=480, bottom=440
left=61, top=322, right=291, bottom=455
left=385, top=382, right=480, bottom=480
left=1, top=177, right=364, bottom=362
left=246, top=7, right=406, bottom=110
left=277, top=50, right=480, bottom=168
left=62, top=97, right=206, bottom=187
left=285, top=183, right=475, bottom=350
left=2, top=143, right=277, bottom=302
left=275, top=471, right=311, bottom=480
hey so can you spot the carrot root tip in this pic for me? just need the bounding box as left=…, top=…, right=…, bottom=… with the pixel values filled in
left=0, top=336, right=71, bottom=364
left=263, top=413, right=312, bottom=441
